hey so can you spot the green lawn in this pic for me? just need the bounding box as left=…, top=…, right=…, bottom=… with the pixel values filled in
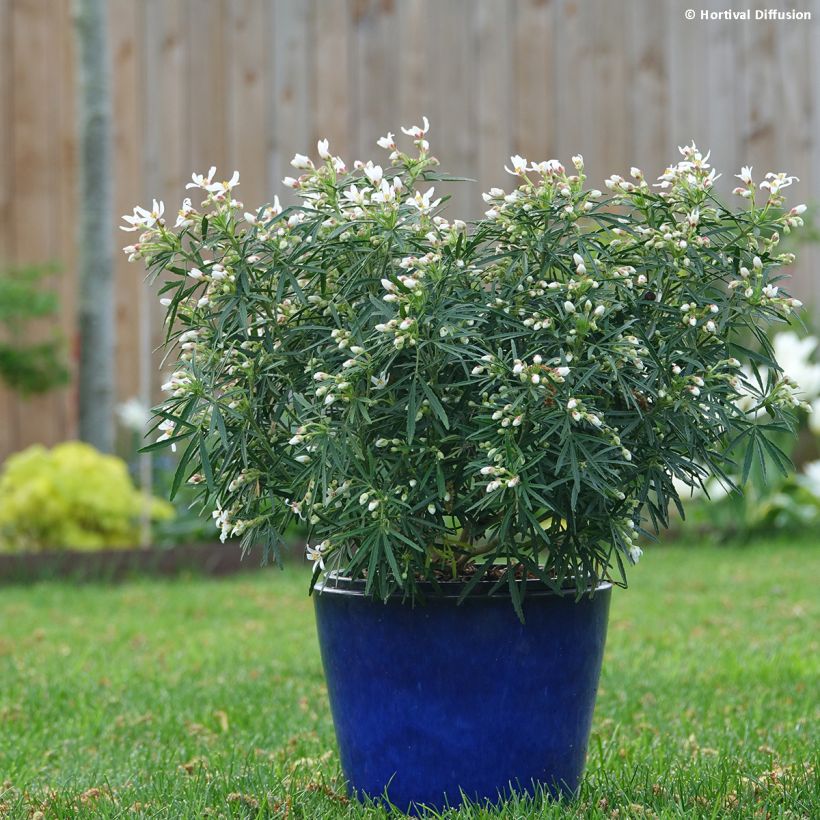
left=1, top=538, right=818, bottom=818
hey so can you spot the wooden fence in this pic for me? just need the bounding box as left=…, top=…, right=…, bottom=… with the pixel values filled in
left=1, top=0, right=819, bottom=460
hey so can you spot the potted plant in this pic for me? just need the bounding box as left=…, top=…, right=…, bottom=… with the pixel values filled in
left=124, top=121, right=807, bottom=811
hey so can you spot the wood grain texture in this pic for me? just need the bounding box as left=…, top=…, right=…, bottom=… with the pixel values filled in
left=0, top=0, right=818, bottom=459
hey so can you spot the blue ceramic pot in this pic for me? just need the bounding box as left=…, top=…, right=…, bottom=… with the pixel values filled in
left=313, top=578, right=612, bottom=812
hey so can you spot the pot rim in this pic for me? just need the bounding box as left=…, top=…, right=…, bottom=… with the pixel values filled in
left=314, top=572, right=613, bottom=600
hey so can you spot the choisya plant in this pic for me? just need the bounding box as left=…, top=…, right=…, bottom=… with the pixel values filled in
left=124, top=120, right=807, bottom=608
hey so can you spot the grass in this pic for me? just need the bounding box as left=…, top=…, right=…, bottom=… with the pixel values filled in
left=0, top=537, right=818, bottom=818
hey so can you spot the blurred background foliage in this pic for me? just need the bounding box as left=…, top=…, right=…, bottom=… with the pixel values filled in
left=0, top=441, right=173, bottom=552
left=670, top=327, right=820, bottom=541
left=0, top=264, right=69, bottom=395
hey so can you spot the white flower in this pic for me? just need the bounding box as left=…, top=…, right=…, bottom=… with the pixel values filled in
left=186, top=166, right=217, bottom=190
left=371, top=179, right=399, bottom=204
left=735, top=166, right=753, bottom=185
left=629, top=545, right=643, bottom=564
left=530, top=159, right=564, bottom=175
left=377, top=132, right=396, bottom=150
left=282, top=176, right=300, bottom=189
left=175, top=197, right=196, bottom=228
left=291, top=153, right=313, bottom=170
left=504, top=154, right=529, bottom=176
left=317, top=139, right=331, bottom=160
left=772, top=332, right=820, bottom=399
left=371, top=373, right=389, bottom=389
left=799, top=460, right=820, bottom=498
left=306, top=543, right=327, bottom=571
left=809, top=399, right=820, bottom=434
left=204, top=170, right=240, bottom=198
left=760, top=172, right=799, bottom=194
left=564, top=301, right=576, bottom=314
left=400, top=116, right=430, bottom=139
left=363, top=161, right=383, bottom=185
left=121, top=199, right=164, bottom=232
left=116, top=398, right=149, bottom=432
left=343, top=184, right=369, bottom=206
left=410, top=187, right=441, bottom=214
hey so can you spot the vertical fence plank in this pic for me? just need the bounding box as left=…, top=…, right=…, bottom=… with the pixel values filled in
left=350, top=0, right=397, bottom=162
left=513, top=0, right=555, bottom=164
left=395, top=0, right=429, bottom=130
left=187, top=0, right=228, bottom=175
left=475, top=0, right=513, bottom=198
left=808, top=0, right=820, bottom=311
left=629, top=0, right=668, bottom=177
left=580, top=0, right=629, bottom=181
left=314, top=0, right=353, bottom=162
left=110, top=0, right=142, bottom=412
left=667, top=3, right=709, bottom=158
left=270, top=0, right=315, bottom=204
left=10, top=0, right=60, bottom=451
left=705, top=17, right=739, bottom=186
left=54, top=0, right=78, bottom=443
left=739, top=5, right=778, bottom=169
left=552, top=0, right=584, bottom=166
left=774, top=13, right=813, bottom=306
left=147, top=0, right=188, bottom=400
left=429, top=0, right=477, bottom=219
left=0, top=0, right=16, bottom=455
left=227, top=0, right=268, bottom=211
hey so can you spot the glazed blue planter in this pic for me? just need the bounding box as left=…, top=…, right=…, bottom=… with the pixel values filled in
left=313, top=578, right=612, bottom=812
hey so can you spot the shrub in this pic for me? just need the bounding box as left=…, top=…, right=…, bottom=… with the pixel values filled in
left=0, top=264, right=69, bottom=395
left=125, top=122, right=806, bottom=606
left=0, top=442, right=174, bottom=552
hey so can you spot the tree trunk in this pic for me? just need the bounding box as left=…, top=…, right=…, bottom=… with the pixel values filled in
left=74, top=0, right=114, bottom=452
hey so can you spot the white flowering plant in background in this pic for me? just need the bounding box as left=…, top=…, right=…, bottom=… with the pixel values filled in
left=672, top=328, right=820, bottom=538
left=124, top=121, right=807, bottom=608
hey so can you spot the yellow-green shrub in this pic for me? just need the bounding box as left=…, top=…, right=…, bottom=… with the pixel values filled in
left=0, top=441, right=174, bottom=552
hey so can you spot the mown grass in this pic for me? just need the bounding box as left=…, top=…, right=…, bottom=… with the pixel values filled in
left=0, top=537, right=818, bottom=818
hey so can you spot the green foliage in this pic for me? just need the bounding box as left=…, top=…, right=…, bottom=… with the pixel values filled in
left=670, top=329, right=820, bottom=540
left=675, top=473, right=820, bottom=540
left=0, top=263, right=69, bottom=395
left=127, top=127, right=806, bottom=601
left=0, top=441, right=174, bottom=552
left=0, top=540, right=818, bottom=817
